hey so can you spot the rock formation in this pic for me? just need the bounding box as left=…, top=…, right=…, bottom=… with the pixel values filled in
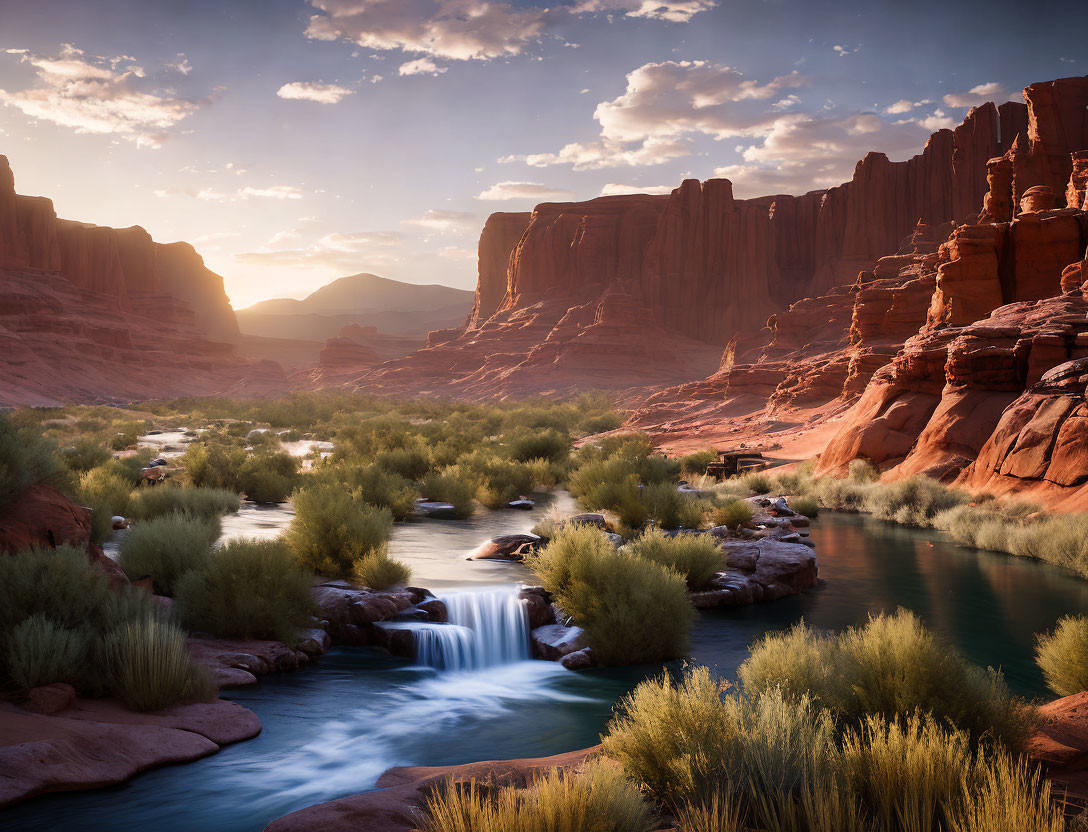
left=0, top=155, right=285, bottom=405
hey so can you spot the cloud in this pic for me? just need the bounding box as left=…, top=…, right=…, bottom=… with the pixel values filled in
left=942, top=82, right=1008, bottom=108
left=914, top=108, right=956, bottom=130
left=402, top=209, right=477, bottom=231
left=305, top=0, right=553, bottom=61
left=600, top=183, right=674, bottom=195
left=476, top=181, right=576, bottom=201
left=504, top=136, right=690, bottom=170
left=884, top=99, right=914, bottom=114
left=167, top=54, right=192, bottom=75
left=154, top=184, right=305, bottom=202
left=573, top=0, right=717, bottom=23
left=436, top=245, right=476, bottom=260
left=304, top=0, right=714, bottom=63
left=276, top=81, right=354, bottom=103
left=398, top=57, right=446, bottom=76
left=711, top=111, right=933, bottom=197
left=832, top=44, right=858, bottom=57
left=235, top=230, right=405, bottom=270
left=0, top=43, right=200, bottom=147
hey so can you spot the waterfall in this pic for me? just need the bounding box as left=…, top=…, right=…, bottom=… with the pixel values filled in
left=413, top=588, right=530, bottom=672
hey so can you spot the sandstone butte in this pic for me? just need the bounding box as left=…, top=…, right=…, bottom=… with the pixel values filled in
left=0, top=155, right=287, bottom=406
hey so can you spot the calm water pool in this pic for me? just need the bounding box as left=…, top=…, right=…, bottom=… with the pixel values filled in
left=6, top=511, right=1087, bottom=831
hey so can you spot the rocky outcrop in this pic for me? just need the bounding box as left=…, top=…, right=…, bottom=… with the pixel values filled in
left=470, top=211, right=531, bottom=327
left=0, top=697, right=261, bottom=807
left=0, top=155, right=280, bottom=405
left=1029, top=691, right=1088, bottom=806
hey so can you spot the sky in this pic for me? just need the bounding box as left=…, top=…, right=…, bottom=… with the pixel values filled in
left=0, top=0, right=1083, bottom=308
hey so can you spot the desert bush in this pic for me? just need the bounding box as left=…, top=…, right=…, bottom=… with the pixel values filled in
left=238, top=452, right=298, bottom=503
left=1035, top=615, right=1088, bottom=696
left=0, top=414, right=70, bottom=509
left=626, top=528, right=723, bottom=590
left=840, top=714, right=972, bottom=831
left=738, top=609, right=1031, bottom=750
left=175, top=538, right=316, bottom=642
left=740, top=471, right=772, bottom=494
left=678, top=449, right=716, bottom=477
left=62, top=437, right=111, bottom=473
left=287, top=485, right=393, bottom=577
left=182, top=441, right=246, bottom=490
left=375, top=447, right=432, bottom=481
left=526, top=457, right=566, bottom=490
left=673, top=790, right=746, bottom=832
left=325, top=463, right=420, bottom=519
left=604, top=668, right=835, bottom=813
left=810, top=477, right=871, bottom=511
left=862, top=476, right=968, bottom=525
left=849, top=458, right=880, bottom=483
left=711, top=499, right=754, bottom=530
left=578, top=411, right=624, bottom=435
left=506, top=428, right=571, bottom=463
left=118, top=514, right=222, bottom=595
left=128, top=485, right=240, bottom=521
left=952, top=749, right=1065, bottom=832
left=79, top=465, right=136, bottom=543
left=417, top=760, right=656, bottom=832
left=640, top=482, right=705, bottom=530
left=789, top=495, right=819, bottom=518
left=5, top=614, right=89, bottom=694
left=421, top=471, right=476, bottom=519
left=107, top=617, right=214, bottom=711
left=528, top=524, right=692, bottom=665
left=352, top=552, right=412, bottom=590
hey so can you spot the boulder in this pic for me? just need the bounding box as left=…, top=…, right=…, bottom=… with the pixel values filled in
left=22, top=683, right=76, bottom=716
left=530, top=624, right=586, bottom=661
left=466, top=533, right=540, bottom=561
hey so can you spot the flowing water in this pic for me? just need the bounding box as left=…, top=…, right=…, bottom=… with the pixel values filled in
left=6, top=510, right=1088, bottom=831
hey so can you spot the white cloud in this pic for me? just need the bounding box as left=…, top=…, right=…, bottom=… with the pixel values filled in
left=942, top=82, right=1008, bottom=108
left=155, top=184, right=305, bottom=202
left=711, top=111, right=934, bottom=197
left=276, top=81, right=354, bottom=103
left=0, top=44, right=200, bottom=147
left=476, top=181, right=576, bottom=201
left=167, top=55, right=192, bottom=75
left=304, top=0, right=714, bottom=63
left=832, top=44, right=858, bottom=57
left=915, top=108, right=956, bottom=130
left=398, top=57, right=446, bottom=76
left=436, top=245, right=476, bottom=260
left=235, top=230, right=404, bottom=270
left=573, top=0, right=717, bottom=23
left=884, top=99, right=914, bottom=114
left=504, top=135, right=690, bottom=171
left=600, top=183, right=674, bottom=196
left=402, top=209, right=477, bottom=231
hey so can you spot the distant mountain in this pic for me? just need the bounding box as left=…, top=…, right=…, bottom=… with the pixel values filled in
left=236, top=273, right=474, bottom=340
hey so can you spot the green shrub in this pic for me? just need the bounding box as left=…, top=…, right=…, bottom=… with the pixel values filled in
left=678, top=449, right=716, bottom=477
left=376, top=447, right=432, bottom=480
left=238, top=452, right=298, bottom=503
left=63, top=437, right=111, bottom=473
left=789, top=495, right=819, bottom=518
left=0, top=414, right=70, bottom=509
left=626, top=529, right=723, bottom=590
left=528, top=525, right=692, bottom=665
left=418, top=761, right=656, bottom=832
left=129, top=486, right=240, bottom=521
left=506, top=428, right=571, bottom=463
left=79, top=466, right=134, bottom=516
left=740, top=471, right=771, bottom=494
left=287, top=485, right=393, bottom=578
left=352, top=552, right=412, bottom=590
left=578, top=411, right=624, bottom=434
left=739, top=610, right=1031, bottom=750
left=673, top=790, right=746, bottom=832
left=526, top=457, right=566, bottom=490
left=641, top=482, right=705, bottom=530
left=175, top=538, right=316, bottom=642
left=711, top=500, right=753, bottom=529
left=810, top=477, right=871, bottom=511
left=5, top=614, right=89, bottom=694
left=182, top=441, right=246, bottom=490
left=107, top=617, right=214, bottom=711
left=1035, top=615, right=1088, bottom=696
left=421, top=471, right=476, bottom=519
left=329, top=463, right=420, bottom=519
left=118, top=514, right=221, bottom=595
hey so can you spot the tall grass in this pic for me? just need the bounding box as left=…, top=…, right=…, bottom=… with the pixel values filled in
left=118, top=514, right=222, bottom=595
left=738, top=610, right=1031, bottom=751
left=5, top=614, right=89, bottom=694
left=107, top=617, right=215, bottom=711
left=1035, top=615, right=1088, bottom=696
left=0, top=413, right=70, bottom=509
left=128, top=485, right=241, bottom=520
left=287, top=485, right=393, bottom=578
left=352, top=552, right=412, bottom=590
left=175, top=538, right=316, bottom=642
left=417, top=761, right=656, bottom=832
left=625, top=528, right=723, bottom=589
left=711, top=500, right=754, bottom=529
left=527, top=525, right=692, bottom=665
left=951, top=750, right=1065, bottom=832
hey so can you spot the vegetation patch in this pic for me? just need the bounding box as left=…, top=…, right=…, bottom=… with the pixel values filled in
left=118, top=514, right=222, bottom=595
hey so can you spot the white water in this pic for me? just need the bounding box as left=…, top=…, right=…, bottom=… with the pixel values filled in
left=410, top=588, right=530, bottom=671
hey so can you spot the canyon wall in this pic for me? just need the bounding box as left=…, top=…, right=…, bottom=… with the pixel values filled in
left=0, top=155, right=282, bottom=405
